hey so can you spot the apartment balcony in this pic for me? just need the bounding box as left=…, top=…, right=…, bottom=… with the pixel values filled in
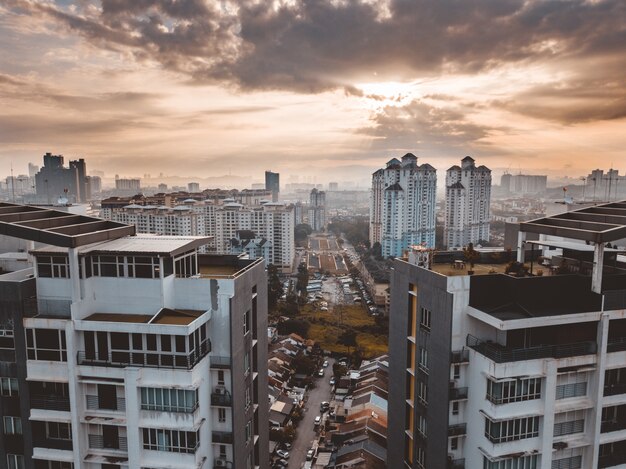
left=608, top=337, right=626, bottom=353
left=604, top=383, right=626, bottom=397
left=449, top=386, right=468, bottom=401
left=467, top=335, right=596, bottom=364
left=77, top=346, right=210, bottom=370
left=450, top=349, right=469, bottom=364
left=32, top=436, right=73, bottom=451
left=211, top=392, right=233, bottom=407
left=448, top=423, right=467, bottom=437
left=88, top=434, right=128, bottom=452
left=86, top=395, right=126, bottom=412
left=598, top=452, right=626, bottom=468
left=212, top=431, right=233, bottom=444
left=210, top=355, right=232, bottom=369
left=447, top=458, right=465, bottom=469
left=31, top=394, right=70, bottom=412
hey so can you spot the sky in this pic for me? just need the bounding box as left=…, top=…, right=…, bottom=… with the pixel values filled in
left=0, top=0, right=625, bottom=187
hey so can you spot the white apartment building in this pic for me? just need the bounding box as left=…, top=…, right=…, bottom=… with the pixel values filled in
left=444, top=156, right=492, bottom=249
left=215, top=202, right=295, bottom=273
left=389, top=202, right=626, bottom=469
left=370, top=153, right=437, bottom=258
left=0, top=203, right=269, bottom=469
left=308, top=189, right=326, bottom=231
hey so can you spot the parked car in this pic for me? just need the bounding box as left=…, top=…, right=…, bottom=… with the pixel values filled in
left=323, top=360, right=329, bottom=368
left=282, top=442, right=292, bottom=450
left=306, top=449, right=315, bottom=461
left=330, top=377, right=335, bottom=386
left=318, top=368, right=324, bottom=377
left=320, top=401, right=330, bottom=412
left=314, top=415, right=322, bottom=425
left=276, top=449, right=289, bottom=459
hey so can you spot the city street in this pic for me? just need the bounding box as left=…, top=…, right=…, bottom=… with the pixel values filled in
left=287, top=358, right=335, bottom=469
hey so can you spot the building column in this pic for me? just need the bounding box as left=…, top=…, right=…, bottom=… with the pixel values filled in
left=517, top=231, right=527, bottom=263
left=540, top=360, right=557, bottom=469
left=591, top=242, right=604, bottom=294
left=589, top=313, right=609, bottom=468
left=68, top=247, right=81, bottom=304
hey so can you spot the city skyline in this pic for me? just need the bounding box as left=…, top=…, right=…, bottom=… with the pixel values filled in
left=1, top=0, right=625, bottom=183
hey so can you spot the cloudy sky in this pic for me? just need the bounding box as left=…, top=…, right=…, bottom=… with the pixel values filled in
left=0, top=0, right=625, bottom=186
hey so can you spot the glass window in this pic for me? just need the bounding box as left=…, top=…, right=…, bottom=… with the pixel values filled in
left=3, top=416, right=22, bottom=435
left=0, top=377, right=18, bottom=396
left=140, top=387, right=198, bottom=413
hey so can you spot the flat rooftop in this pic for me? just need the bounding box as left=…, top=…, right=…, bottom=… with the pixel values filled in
left=32, top=234, right=212, bottom=256
left=85, top=308, right=205, bottom=326
left=520, top=200, right=626, bottom=243
left=0, top=202, right=135, bottom=247
left=431, top=262, right=508, bottom=277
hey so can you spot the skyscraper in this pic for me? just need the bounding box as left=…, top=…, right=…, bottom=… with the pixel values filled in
left=370, top=153, right=437, bottom=258
left=265, top=171, right=280, bottom=202
left=308, top=188, right=326, bottom=231
left=444, top=156, right=491, bottom=249
left=34, top=153, right=85, bottom=203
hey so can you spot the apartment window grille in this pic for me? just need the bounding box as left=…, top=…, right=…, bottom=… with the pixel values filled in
left=453, top=364, right=461, bottom=380
left=7, top=455, right=24, bottom=469
left=486, top=377, right=541, bottom=404
left=551, top=456, right=582, bottom=469
left=452, top=401, right=459, bottom=415
left=553, top=411, right=585, bottom=437
left=142, top=428, right=198, bottom=453
left=217, top=370, right=225, bottom=386
left=483, top=455, right=538, bottom=469
left=46, top=422, right=72, bottom=440
left=25, top=329, right=67, bottom=362
left=218, top=408, right=226, bottom=423
left=451, top=437, right=458, bottom=450
left=0, top=377, right=18, bottom=396
left=484, top=415, right=540, bottom=443
left=37, top=256, right=69, bottom=278
left=140, top=388, right=198, bottom=413
left=419, top=307, right=431, bottom=331
left=555, top=382, right=587, bottom=400
left=3, top=416, right=21, bottom=435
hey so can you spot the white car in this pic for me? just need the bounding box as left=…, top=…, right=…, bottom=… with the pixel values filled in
left=306, top=449, right=315, bottom=461
left=276, top=449, right=289, bottom=459
left=323, top=360, right=329, bottom=368
left=318, top=368, right=324, bottom=377
left=314, top=415, right=322, bottom=425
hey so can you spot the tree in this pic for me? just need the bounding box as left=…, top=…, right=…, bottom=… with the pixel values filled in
left=332, top=363, right=348, bottom=379
left=463, top=242, right=480, bottom=269
left=280, top=293, right=300, bottom=317
left=296, top=262, right=309, bottom=297
left=338, top=329, right=358, bottom=355
left=291, top=354, right=317, bottom=375
left=370, top=242, right=382, bottom=259
left=267, top=264, right=284, bottom=311
left=277, top=318, right=310, bottom=337
left=294, top=223, right=313, bottom=246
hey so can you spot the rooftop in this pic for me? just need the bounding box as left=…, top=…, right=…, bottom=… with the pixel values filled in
left=0, top=202, right=134, bottom=248
left=85, top=308, right=205, bottom=326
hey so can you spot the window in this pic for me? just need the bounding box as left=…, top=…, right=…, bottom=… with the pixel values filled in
left=91, top=255, right=124, bottom=277
left=453, top=364, right=461, bottom=380
left=419, top=307, right=431, bottom=331
left=219, top=444, right=227, bottom=458
left=452, top=401, right=459, bottom=415
left=418, top=381, right=428, bottom=405
left=218, top=408, right=226, bottom=423
left=486, top=377, right=541, bottom=404
left=556, top=382, right=587, bottom=400
left=483, top=455, right=538, bottom=469
left=217, top=370, right=225, bottom=386
left=553, top=411, right=585, bottom=437
left=484, top=415, right=540, bottom=443
left=0, top=377, right=18, bottom=396
left=418, top=415, right=427, bottom=437
left=46, top=422, right=71, bottom=440
left=245, top=421, right=252, bottom=443
left=3, top=416, right=21, bottom=435
left=140, top=388, right=198, bottom=413
left=42, top=462, right=73, bottom=469
left=36, top=256, right=69, bottom=278
left=418, top=348, right=428, bottom=373
left=0, top=324, right=14, bottom=349
left=551, top=456, right=582, bottom=469
left=127, top=256, right=160, bottom=278
left=243, top=310, right=250, bottom=336
left=451, top=437, right=458, bottom=450
left=25, top=328, right=67, bottom=362
left=7, top=455, right=24, bottom=469
left=245, top=388, right=251, bottom=409
left=244, top=351, right=251, bottom=375
left=416, top=446, right=425, bottom=469
left=142, top=428, right=198, bottom=453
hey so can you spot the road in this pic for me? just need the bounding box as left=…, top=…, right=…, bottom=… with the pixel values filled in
left=287, top=358, right=335, bottom=469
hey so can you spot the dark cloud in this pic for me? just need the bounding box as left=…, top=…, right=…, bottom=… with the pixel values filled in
left=359, top=99, right=502, bottom=155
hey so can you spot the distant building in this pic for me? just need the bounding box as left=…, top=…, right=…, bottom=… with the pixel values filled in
left=444, top=156, right=491, bottom=249
left=28, top=162, right=39, bottom=177
left=157, top=183, right=168, bottom=192
left=586, top=168, right=626, bottom=201
left=370, top=153, right=437, bottom=258
left=188, top=182, right=200, bottom=192
left=89, top=175, right=102, bottom=193
left=501, top=173, right=547, bottom=195
left=308, top=188, right=326, bottom=231
left=34, top=152, right=90, bottom=203
left=294, top=201, right=304, bottom=226
left=329, top=182, right=339, bottom=191
left=115, top=178, right=141, bottom=192
left=265, top=171, right=280, bottom=202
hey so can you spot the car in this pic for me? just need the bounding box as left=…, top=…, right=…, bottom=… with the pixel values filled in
left=318, top=368, right=324, bottom=377
left=276, top=459, right=289, bottom=467
left=320, top=401, right=330, bottom=411
left=330, top=377, right=336, bottom=385
left=306, top=449, right=315, bottom=461
left=323, top=360, right=329, bottom=367
left=282, top=442, right=292, bottom=450
left=314, top=415, right=322, bottom=425
left=276, top=449, right=289, bottom=459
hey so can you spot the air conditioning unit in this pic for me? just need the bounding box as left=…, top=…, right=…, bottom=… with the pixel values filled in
left=215, top=459, right=227, bottom=467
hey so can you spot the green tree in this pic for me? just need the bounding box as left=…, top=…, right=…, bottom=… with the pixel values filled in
left=267, top=263, right=284, bottom=311
left=294, top=223, right=313, bottom=246
left=463, top=242, right=480, bottom=269
left=296, top=262, right=309, bottom=297
left=290, top=354, right=317, bottom=375
left=277, top=318, right=310, bottom=337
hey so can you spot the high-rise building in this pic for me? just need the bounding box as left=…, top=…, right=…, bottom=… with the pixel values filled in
left=501, top=173, right=548, bottom=195
left=370, top=153, right=437, bottom=258
left=0, top=203, right=270, bottom=469
left=328, top=182, right=339, bottom=191
left=28, top=163, right=39, bottom=178
left=308, top=188, right=326, bottom=231
left=586, top=169, right=626, bottom=201
left=388, top=202, right=626, bottom=469
left=34, top=153, right=88, bottom=203
left=265, top=171, right=280, bottom=202
left=444, top=156, right=492, bottom=249
left=188, top=182, right=200, bottom=193
left=115, top=178, right=141, bottom=194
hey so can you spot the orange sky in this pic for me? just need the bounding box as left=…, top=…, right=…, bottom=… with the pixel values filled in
left=0, top=0, right=624, bottom=186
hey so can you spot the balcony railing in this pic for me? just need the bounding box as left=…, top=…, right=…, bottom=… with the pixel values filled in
left=449, top=387, right=468, bottom=401
left=212, top=431, right=233, bottom=444
left=447, top=458, right=465, bottom=469
left=601, top=420, right=626, bottom=434
left=31, top=395, right=70, bottom=412
left=32, top=437, right=73, bottom=451
left=608, top=338, right=626, bottom=353
left=86, top=395, right=126, bottom=412
left=77, top=342, right=210, bottom=370
left=467, top=335, right=596, bottom=364
left=448, top=423, right=467, bottom=437
left=210, top=355, right=232, bottom=369
left=599, top=451, right=626, bottom=468
left=450, top=350, right=469, bottom=364
left=604, top=383, right=626, bottom=397
left=88, top=434, right=128, bottom=452
left=211, top=392, right=233, bottom=407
